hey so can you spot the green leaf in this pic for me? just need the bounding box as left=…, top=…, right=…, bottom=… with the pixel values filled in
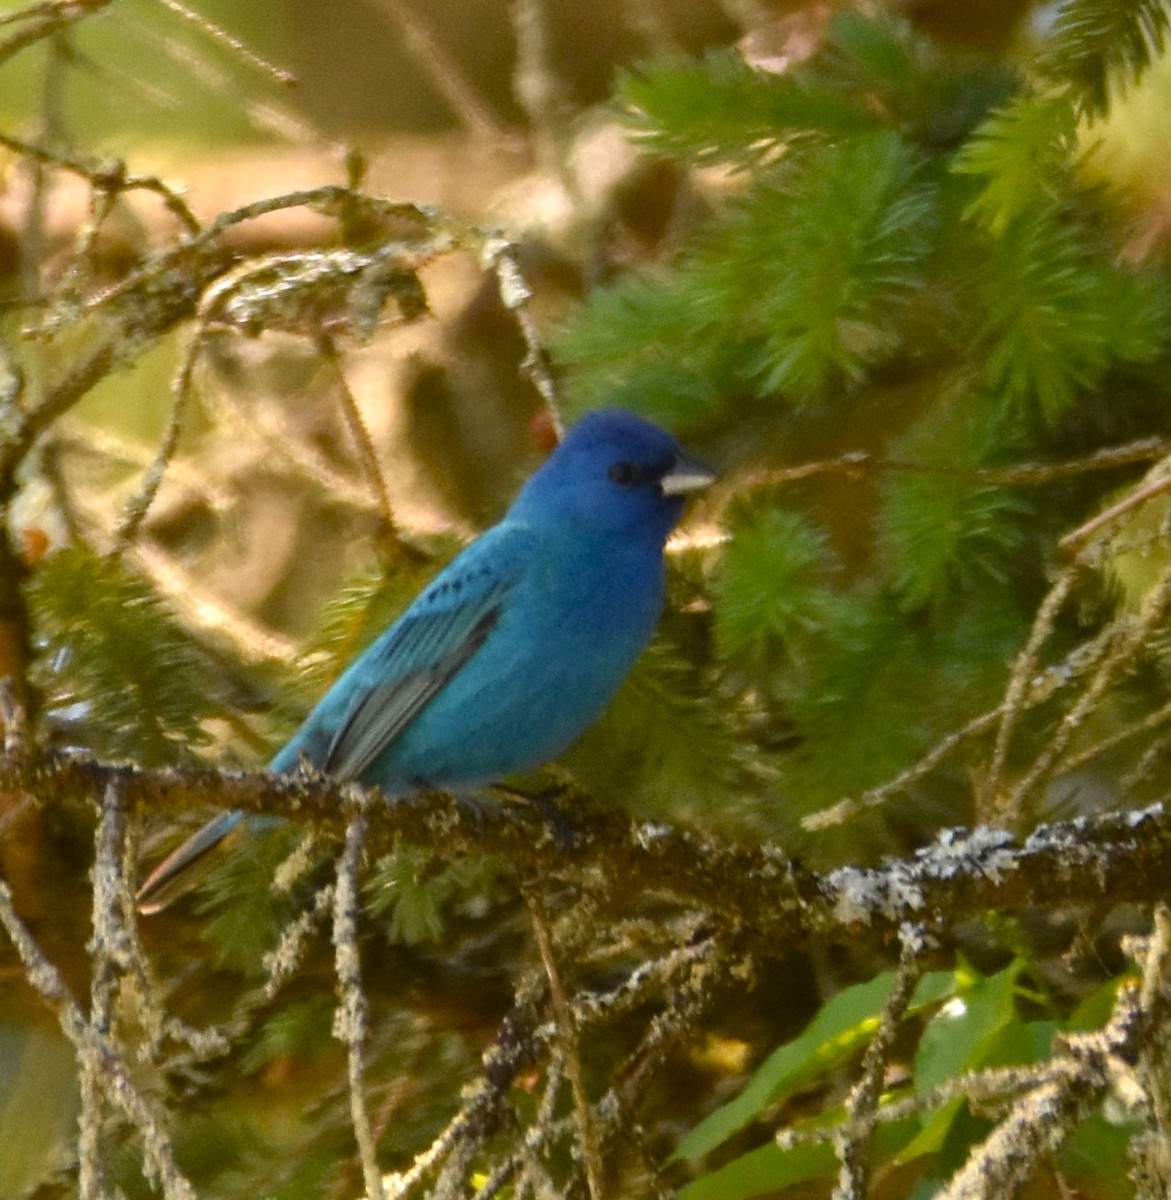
left=680, top=1115, right=920, bottom=1200
left=914, top=959, right=1022, bottom=1091
left=677, top=969, right=955, bottom=1162
left=1066, top=974, right=1131, bottom=1031
left=680, top=1135, right=839, bottom=1200
left=895, top=1096, right=966, bottom=1164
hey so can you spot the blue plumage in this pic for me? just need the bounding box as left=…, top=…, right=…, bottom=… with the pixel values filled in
left=137, top=409, right=714, bottom=912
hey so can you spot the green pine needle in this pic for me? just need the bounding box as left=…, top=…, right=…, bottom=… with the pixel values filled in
left=877, top=403, right=1033, bottom=611
left=972, top=211, right=1169, bottom=423
left=1043, top=0, right=1171, bottom=116
left=952, top=93, right=1079, bottom=236
left=29, top=547, right=218, bottom=764
left=713, top=507, right=850, bottom=675
left=698, top=131, right=937, bottom=403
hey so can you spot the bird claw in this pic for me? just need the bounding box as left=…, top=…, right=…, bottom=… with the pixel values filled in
left=490, top=782, right=578, bottom=852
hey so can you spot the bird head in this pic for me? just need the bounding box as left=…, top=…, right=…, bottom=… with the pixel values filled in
left=511, top=409, right=715, bottom=542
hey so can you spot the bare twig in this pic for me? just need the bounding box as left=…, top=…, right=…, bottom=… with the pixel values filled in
left=981, top=563, right=1081, bottom=825
left=0, top=130, right=201, bottom=233
left=524, top=884, right=605, bottom=1200
left=333, top=801, right=386, bottom=1200
left=9, top=748, right=1171, bottom=949
left=150, top=0, right=295, bottom=85
left=805, top=625, right=1117, bottom=830
left=0, top=0, right=115, bottom=73
left=831, top=925, right=926, bottom=1200
left=1001, top=563, right=1171, bottom=821
left=381, top=0, right=518, bottom=147
left=939, top=908, right=1171, bottom=1200
left=113, top=331, right=201, bottom=549
left=0, top=876, right=196, bottom=1200
left=318, top=334, right=399, bottom=543
left=1060, top=461, right=1171, bottom=557
left=485, top=238, right=563, bottom=437
left=741, top=438, right=1171, bottom=496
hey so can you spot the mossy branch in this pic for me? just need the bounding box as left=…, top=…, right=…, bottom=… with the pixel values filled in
left=2, top=747, right=1169, bottom=955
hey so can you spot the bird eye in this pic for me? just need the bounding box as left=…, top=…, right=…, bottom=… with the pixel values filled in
left=608, top=461, right=638, bottom=485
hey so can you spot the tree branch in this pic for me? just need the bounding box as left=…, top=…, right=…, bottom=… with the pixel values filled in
left=3, top=749, right=1169, bottom=957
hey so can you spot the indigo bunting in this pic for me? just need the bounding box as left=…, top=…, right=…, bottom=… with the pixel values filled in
left=137, top=409, right=714, bottom=912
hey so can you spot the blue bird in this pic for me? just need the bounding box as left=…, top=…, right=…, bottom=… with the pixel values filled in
left=137, top=409, right=714, bottom=913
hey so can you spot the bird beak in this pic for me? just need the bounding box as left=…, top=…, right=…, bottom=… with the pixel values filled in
left=660, top=452, right=717, bottom=497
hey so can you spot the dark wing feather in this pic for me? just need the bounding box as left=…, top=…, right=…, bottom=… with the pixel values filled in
left=321, top=599, right=504, bottom=779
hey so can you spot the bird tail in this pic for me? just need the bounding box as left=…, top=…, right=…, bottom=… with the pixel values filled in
left=136, top=810, right=246, bottom=914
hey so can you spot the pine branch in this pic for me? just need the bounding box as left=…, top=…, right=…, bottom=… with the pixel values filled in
left=1043, top=0, right=1171, bottom=116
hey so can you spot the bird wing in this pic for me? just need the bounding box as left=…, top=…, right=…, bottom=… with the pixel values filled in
left=311, top=528, right=532, bottom=782
left=321, top=579, right=510, bottom=780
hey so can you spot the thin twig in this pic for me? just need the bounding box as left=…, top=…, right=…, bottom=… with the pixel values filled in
left=981, top=563, right=1081, bottom=824
left=486, top=239, right=563, bottom=437
left=938, top=908, right=1171, bottom=1200
left=317, top=334, right=399, bottom=542
left=0, top=878, right=196, bottom=1200
left=805, top=625, right=1117, bottom=829
left=831, top=925, right=926, bottom=1200
left=1002, top=564, right=1171, bottom=819
left=524, top=884, right=605, bottom=1200
left=381, top=0, right=518, bottom=146
left=150, top=0, right=294, bottom=85
left=113, top=331, right=201, bottom=549
left=1059, top=696, right=1171, bottom=778
left=742, top=438, right=1171, bottom=495
left=0, top=130, right=201, bottom=233
left=1060, top=462, right=1171, bottom=557
left=0, top=0, right=115, bottom=72
left=333, top=802, right=386, bottom=1200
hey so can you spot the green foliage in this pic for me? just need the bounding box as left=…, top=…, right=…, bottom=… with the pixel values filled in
left=1042, top=0, right=1171, bottom=116
left=877, top=401, right=1033, bottom=611
left=951, top=93, right=1080, bottom=236
left=677, top=967, right=957, bottom=1162
left=618, top=48, right=869, bottom=166
left=703, top=131, right=938, bottom=401
left=27, top=547, right=219, bottom=764
left=619, top=12, right=1012, bottom=166
left=196, top=821, right=307, bottom=975
left=970, top=209, right=1169, bottom=424
left=678, top=958, right=1135, bottom=1199
left=364, top=847, right=507, bottom=945
left=561, top=128, right=940, bottom=414
left=557, top=4, right=1171, bottom=847
left=713, top=506, right=847, bottom=673
left=241, top=997, right=336, bottom=1075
